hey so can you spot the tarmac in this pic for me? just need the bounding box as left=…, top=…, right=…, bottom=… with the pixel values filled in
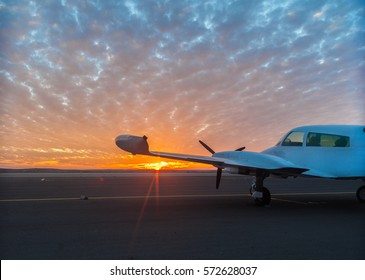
left=0, top=172, right=364, bottom=260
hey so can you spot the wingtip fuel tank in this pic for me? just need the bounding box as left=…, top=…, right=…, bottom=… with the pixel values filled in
left=115, top=134, right=150, bottom=155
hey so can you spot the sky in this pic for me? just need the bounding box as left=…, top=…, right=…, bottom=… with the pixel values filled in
left=0, top=0, right=364, bottom=169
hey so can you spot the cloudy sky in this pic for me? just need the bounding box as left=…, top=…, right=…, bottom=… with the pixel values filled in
left=0, top=0, right=364, bottom=169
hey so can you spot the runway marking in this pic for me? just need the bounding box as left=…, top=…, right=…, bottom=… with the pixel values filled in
left=273, top=191, right=354, bottom=196
left=0, top=193, right=245, bottom=202
left=271, top=198, right=309, bottom=205
left=0, top=191, right=355, bottom=203
left=0, top=197, right=81, bottom=202
left=271, top=191, right=354, bottom=205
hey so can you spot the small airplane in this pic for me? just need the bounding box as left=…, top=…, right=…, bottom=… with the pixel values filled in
left=115, top=125, right=365, bottom=206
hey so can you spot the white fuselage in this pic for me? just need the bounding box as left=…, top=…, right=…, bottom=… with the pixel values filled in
left=262, top=125, right=365, bottom=178
left=115, top=125, right=365, bottom=180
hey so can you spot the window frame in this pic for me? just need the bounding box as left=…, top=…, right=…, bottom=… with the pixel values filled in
left=306, top=132, right=350, bottom=147
left=281, top=131, right=305, bottom=147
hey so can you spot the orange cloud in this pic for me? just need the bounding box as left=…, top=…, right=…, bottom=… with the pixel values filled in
left=1, top=1, right=364, bottom=170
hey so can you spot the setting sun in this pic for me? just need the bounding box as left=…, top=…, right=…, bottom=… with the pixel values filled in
left=144, top=161, right=169, bottom=170
left=136, top=160, right=198, bottom=170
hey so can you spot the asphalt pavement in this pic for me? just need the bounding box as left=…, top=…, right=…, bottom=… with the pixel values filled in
left=0, top=172, right=364, bottom=259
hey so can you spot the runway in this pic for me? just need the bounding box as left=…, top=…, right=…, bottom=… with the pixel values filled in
left=0, top=172, right=364, bottom=260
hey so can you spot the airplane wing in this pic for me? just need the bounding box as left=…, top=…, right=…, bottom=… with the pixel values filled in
left=115, top=134, right=308, bottom=176
left=150, top=151, right=225, bottom=166
left=151, top=151, right=308, bottom=175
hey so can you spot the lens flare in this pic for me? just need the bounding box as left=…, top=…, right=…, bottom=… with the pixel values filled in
left=129, top=171, right=160, bottom=257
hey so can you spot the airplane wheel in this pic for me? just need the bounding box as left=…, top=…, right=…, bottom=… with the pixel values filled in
left=356, top=186, right=365, bottom=203
left=254, top=187, right=271, bottom=206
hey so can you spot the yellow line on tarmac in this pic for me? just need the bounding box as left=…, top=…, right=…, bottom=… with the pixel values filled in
left=0, top=193, right=245, bottom=202
left=271, top=198, right=308, bottom=205
left=0, top=191, right=354, bottom=203
left=274, top=191, right=354, bottom=196
left=272, top=191, right=354, bottom=205
left=0, top=197, right=81, bottom=202
left=93, top=193, right=248, bottom=200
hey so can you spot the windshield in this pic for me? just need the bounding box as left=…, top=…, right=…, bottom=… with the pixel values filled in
left=282, top=131, right=304, bottom=146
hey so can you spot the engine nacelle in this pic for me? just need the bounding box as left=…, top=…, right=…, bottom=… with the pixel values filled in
left=115, top=134, right=150, bottom=155
left=225, top=167, right=253, bottom=175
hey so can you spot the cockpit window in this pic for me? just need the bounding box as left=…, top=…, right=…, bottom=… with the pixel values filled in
left=282, top=131, right=304, bottom=146
left=306, top=132, right=350, bottom=147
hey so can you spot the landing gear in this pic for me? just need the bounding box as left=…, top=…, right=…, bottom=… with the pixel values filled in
left=250, top=177, right=256, bottom=195
left=251, top=172, right=271, bottom=206
left=356, top=185, right=365, bottom=203
left=252, top=187, right=271, bottom=206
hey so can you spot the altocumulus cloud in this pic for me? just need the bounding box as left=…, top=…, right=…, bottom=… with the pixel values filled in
left=0, top=0, right=364, bottom=168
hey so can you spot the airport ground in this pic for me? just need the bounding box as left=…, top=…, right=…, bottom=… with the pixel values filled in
left=0, top=172, right=364, bottom=260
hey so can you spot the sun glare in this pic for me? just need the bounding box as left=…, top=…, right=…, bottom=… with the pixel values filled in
left=135, top=160, right=200, bottom=170
left=144, top=161, right=170, bottom=170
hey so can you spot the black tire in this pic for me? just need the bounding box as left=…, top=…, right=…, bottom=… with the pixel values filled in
left=356, top=185, right=365, bottom=203
left=254, top=187, right=271, bottom=206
